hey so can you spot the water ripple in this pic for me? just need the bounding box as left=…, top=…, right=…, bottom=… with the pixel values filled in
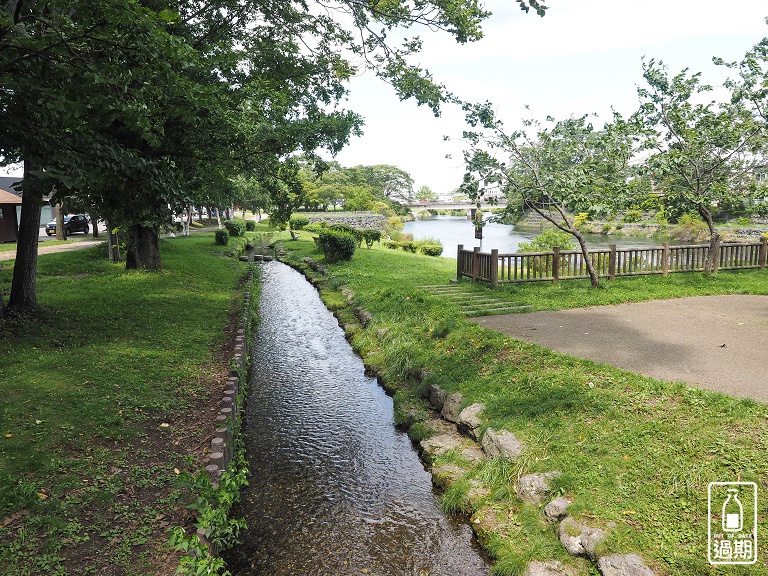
left=224, top=262, right=489, bottom=576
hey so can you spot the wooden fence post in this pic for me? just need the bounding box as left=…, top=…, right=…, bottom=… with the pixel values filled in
left=760, top=237, right=767, bottom=269
left=457, top=244, right=463, bottom=280
left=491, top=249, right=499, bottom=289
left=472, top=246, right=480, bottom=282
left=609, top=244, right=617, bottom=281
left=552, top=246, right=560, bottom=284
left=662, top=242, right=669, bottom=276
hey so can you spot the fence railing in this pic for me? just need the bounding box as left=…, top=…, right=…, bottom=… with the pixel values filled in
left=456, top=239, right=768, bottom=288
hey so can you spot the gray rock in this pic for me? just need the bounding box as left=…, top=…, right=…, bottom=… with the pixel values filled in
left=544, top=496, right=571, bottom=523
left=482, top=428, right=523, bottom=460
left=441, top=392, right=464, bottom=423
left=457, top=403, right=485, bottom=440
left=429, top=384, right=447, bottom=411
left=420, top=433, right=462, bottom=460
left=516, top=471, right=560, bottom=505
left=597, top=554, right=656, bottom=576
left=558, top=517, right=606, bottom=559
left=525, top=561, right=573, bottom=576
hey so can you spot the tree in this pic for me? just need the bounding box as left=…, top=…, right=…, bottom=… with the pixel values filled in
left=350, top=165, right=415, bottom=202
left=461, top=105, right=636, bottom=287
left=1, top=0, right=547, bottom=310
left=416, top=185, right=438, bottom=201
left=342, top=185, right=375, bottom=211
left=636, top=59, right=767, bottom=273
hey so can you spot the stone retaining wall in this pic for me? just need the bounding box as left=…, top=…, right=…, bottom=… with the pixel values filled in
left=307, top=213, right=386, bottom=230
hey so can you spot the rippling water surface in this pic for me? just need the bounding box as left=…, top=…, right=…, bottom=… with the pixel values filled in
left=223, top=262, right=490, bottom=576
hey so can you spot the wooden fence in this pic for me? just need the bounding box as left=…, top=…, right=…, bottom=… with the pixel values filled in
left=456, top=239, right=768, bottom=288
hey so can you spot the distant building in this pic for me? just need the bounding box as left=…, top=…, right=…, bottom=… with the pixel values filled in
left=0, top=176, right=54, bottom=234
left=0, top=187, right=22, bottom=242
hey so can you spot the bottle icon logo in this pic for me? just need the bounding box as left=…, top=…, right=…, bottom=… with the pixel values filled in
left=708, top=482, right=757, bottom=565
left=722, top=488, right=743, bottom=532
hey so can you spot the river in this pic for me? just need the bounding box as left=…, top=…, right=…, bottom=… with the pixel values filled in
left=403, top=215, right=667, bottom=256
left=223, top=261, right=490, bottom=576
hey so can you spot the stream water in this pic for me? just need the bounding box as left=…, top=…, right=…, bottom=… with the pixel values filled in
left=223, top=261, right=490, bottom=576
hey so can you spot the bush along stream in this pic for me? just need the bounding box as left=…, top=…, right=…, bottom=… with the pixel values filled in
left=277, top=233, right=768, bottom=576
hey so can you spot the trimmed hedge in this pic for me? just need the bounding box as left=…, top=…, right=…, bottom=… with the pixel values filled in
left=245, top=220, right=256, bottom=231
left=223, top=219, right=247, bottom=237
left=215, top=229, right=230, bottom=245
left=290, top=214, right=310, bottom=230
left=315, top=229, right=357, bottom=263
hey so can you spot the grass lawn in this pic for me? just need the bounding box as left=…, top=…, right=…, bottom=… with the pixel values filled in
left=0, top=234, right=250, bottom=575
left=281, top=233, right=768, bottom=576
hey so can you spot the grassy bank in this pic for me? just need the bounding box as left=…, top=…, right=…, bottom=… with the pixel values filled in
left=0, top=234, right=250, bottom=575
left=280, top=234, right=768, bottom=576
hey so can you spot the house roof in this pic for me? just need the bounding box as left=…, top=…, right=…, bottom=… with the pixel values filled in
left=0, top=189, right=23, bottom=204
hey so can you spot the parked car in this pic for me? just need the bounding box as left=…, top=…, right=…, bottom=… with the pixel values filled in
left=45, top=214, right=90, bottom=236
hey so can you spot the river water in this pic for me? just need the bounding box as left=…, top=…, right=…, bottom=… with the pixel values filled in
left=223, top=262, right=490, bottom=576
left=404, top=215, right=667, bottom=256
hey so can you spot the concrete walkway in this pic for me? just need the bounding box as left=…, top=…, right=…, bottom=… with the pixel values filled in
left=471, top=295, right=768, bottom=402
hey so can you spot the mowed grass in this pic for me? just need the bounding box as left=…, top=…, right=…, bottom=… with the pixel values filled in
left=282, top=235, right=768, bottom=576
left=0, top=234, right=247, bottom=575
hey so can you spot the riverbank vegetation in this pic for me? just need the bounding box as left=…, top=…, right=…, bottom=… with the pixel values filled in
left=281, top=233, right=768, bottom=575
left=0, top=235, right=251, bottom=575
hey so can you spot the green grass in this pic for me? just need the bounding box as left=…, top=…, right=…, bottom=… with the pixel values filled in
left=0, top=234, right=249, bottom=575
left=282, top=236, right=768, bottom=576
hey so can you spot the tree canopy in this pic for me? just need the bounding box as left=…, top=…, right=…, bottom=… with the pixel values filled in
left=1, top=0, right=547, bottom=311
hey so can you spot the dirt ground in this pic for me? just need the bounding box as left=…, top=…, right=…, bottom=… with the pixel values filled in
left=471, top=295, right=768, bottom=402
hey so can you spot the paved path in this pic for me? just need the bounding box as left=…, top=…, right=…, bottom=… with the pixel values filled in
left=0, top=236, right=105, bottom=261
left=471, top=295, right=768, bottom=402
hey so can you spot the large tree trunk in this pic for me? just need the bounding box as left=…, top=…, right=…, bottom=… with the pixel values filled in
left=125, top=224, right=162, bottom=270
left=699, top=205, right=719, bottom=274
left=8, top=162, right=43, bottom=312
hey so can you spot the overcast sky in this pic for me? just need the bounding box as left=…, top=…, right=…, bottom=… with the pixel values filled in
left=3, top=1, right=767, bottom=196
left=329, top=0, right=768, bottom=195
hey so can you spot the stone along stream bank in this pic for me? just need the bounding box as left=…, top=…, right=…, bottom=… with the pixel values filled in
left=222, top=261, right=490, bottom=575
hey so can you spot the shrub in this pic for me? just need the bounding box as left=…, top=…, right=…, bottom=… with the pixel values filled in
left=737, top=216, right=751, bottom=225
left=622, top=209, right=643, bottom=223
left=290, top=214, right=310, bottom=230
left=315, top=229, right=356, bottom=263
left=517, top=228, right=575, bottom=252
left=215, top=229, right=230, bottom=245
left=399, top=240, right=417, bottom=253
left=574, top=212, right=589, bottom=229
left=383, top=240, right=399, bottom=250
left=419, top=243, right=443, bottom=256
left=362, top=229, right=382, bottom=248
left=304, top=222, right=327, bottom=233
left=415, top=237, right=443, bottom=257
left=245, top=220, right=256, bottom=231
left=671, top=214, right=710, bottom=242
left=329, top=222, right=355, bottom=234
left=223, top=219, right=247, bottom=237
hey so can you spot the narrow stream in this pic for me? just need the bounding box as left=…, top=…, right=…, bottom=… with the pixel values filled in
left=223, top=262, right=490, bottom=576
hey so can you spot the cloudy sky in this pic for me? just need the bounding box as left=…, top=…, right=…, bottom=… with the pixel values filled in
left=4, top=1, right=767, bottom=196
left=329, top=0, right=768, bottom=195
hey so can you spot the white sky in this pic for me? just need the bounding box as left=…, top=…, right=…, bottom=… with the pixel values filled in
left=3, top=1, right=767, bottom=195
left=328, top=0, right=768, bottom=195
